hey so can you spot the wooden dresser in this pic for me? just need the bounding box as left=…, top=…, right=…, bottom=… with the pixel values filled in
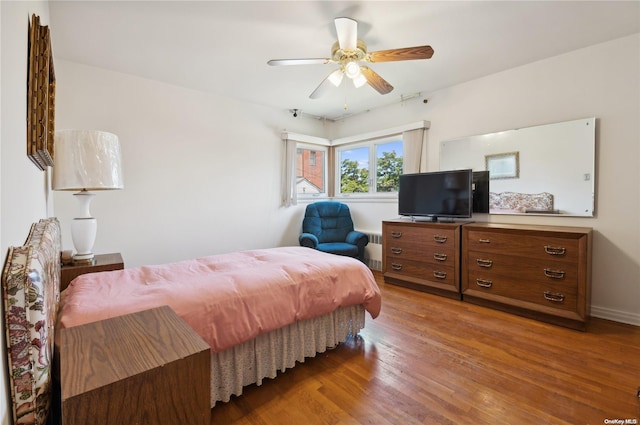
left=60, top=253, right=124, bottom=291
left=461, top=223, right=592, bottom=330
left=382, top=220, right=464, bottom=299
left=56, top=306, right=211, bottom=425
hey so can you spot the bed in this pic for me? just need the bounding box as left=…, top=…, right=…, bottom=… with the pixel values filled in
left=2, top=218, right=381, bottom=423
left=489, top=191, right=556, bottom=214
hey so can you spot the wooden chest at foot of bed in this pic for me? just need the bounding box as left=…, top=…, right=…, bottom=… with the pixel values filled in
left=56, top=306, right=211, bottom=425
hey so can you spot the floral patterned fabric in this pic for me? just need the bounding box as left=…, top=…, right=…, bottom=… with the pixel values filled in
left=489, top=191, right=554, bottom=213
left=2, top=218, right=60, bottom=425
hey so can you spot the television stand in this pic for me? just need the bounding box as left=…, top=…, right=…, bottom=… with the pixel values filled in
left=411, top=216, right=439, bottom=222
left=410, top=216, right=460, bottom=223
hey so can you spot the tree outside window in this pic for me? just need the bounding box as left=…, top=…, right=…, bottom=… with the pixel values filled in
left=338, top=138, right=403, bottom=195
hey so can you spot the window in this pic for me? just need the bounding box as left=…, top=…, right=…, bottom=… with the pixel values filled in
left=337, top=136, right=403, bottom=196
left=296, top=144, right=327, bottom=197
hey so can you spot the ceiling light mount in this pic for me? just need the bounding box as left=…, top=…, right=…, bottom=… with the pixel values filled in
left=330, top=39, right=368, bottom=64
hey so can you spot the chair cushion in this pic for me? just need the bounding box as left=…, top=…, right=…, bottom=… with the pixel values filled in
left=317, top=242, right=359, bottom=257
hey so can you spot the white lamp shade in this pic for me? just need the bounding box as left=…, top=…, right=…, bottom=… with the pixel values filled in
left=53, top=130, right=124, bottom=191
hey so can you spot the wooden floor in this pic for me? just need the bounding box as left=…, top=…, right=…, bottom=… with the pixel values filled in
left=210, top=272, right=640, bottom=424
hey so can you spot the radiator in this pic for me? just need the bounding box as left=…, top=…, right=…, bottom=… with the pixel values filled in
left=360, top=231, right=383, bottom=271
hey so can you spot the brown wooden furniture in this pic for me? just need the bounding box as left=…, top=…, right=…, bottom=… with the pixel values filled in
left=462, top=222, right=592, bottom=330
left=382, top=219, right=464, bottom=299
left=60, top=252, right=124, bottom=291
left=57, top=305, right=211, bottom=425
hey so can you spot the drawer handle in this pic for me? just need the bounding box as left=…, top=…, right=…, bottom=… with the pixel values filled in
left=434, top=253, right=447, bottom=262
left=543, top=291, right=565, bottom=302
left=476, top=258, right=493, bottom=268
left=391, top=247, right=403, bottom=255
left=391, top=263, right=403, bottom=271
left=478, top=238, right=491, bottom=244
left=391, top=231, right=403, bottom=238
left=434, top=235, right=447, bottom=243
left=543, top=268, right=566, bottom=279
left=544, top=245, right=566, bottom=256
left=476, top=279, right=492, bottom=288
left=433, top=271, right=447, bottom=279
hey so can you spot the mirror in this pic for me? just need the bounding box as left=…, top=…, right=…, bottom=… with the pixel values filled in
left=440, top=118, right=595, bottom=216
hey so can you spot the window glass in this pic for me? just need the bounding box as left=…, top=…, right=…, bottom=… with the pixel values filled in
left=339, top=146, right=370, bottom=193
left=296, top=146, right=326, bottom=196
left=376, top=140, right=403, bottom=192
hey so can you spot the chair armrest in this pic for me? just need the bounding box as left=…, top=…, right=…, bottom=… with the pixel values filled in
left=346, top=231, right=369, bottom=248
left=299, top=233, right=319, bottom=248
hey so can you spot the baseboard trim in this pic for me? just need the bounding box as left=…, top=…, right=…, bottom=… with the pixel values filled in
left=591, top=305, right=640, bottom=326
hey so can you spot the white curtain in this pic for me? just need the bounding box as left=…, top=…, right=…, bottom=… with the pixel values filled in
left=281, top=138, right=298, bottom=207
left=402, top=128, right=426, bottom=174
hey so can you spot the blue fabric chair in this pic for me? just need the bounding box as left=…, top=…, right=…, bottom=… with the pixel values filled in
left=299, top=201, right=369, bottom=262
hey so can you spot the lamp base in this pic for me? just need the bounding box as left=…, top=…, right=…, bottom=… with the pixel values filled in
left=71, top=255, right=96, bottom=266
left=71, top=193, right=97, bottom=265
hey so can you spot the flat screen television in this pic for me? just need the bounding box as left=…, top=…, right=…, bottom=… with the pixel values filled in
left=472, top=171, right=490, bottom=213
left=398, top=169, right=473, bottom=221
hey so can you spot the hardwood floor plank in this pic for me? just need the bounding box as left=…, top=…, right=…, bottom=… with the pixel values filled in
left=211, top=272, right=640, bottom=424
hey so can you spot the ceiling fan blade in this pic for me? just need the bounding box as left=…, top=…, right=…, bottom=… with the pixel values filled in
left=309, top=69, right=342, bottom=99
left=267, top=58, right=330, bottom=66
left=361, top=67, right=394, bottom=95
left=368, top=45, right=434, bottom=62
left=335, top=17, right=357, bottom=51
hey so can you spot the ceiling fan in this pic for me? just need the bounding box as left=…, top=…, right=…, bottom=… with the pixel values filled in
left=267, top=17, right=434, bottom=99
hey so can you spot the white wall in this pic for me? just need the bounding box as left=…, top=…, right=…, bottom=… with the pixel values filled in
left=333, top=34, right=640, bottom=325
left=0, top=2, right=51, bottom=424
left=53, top=60, right=328, bottom=267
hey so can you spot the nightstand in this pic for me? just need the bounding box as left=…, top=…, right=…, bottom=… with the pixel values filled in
left=60, top=253, right=124, bottom=291
left=56, top=306, right=211, bottom=425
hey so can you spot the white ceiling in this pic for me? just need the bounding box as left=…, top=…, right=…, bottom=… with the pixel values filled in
left=48, top=1, right=640, bottom=121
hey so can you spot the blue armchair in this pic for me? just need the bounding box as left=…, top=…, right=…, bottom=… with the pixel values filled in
left=299, top=201, right=369, bottom=262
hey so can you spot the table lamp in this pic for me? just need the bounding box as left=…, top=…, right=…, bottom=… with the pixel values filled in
left=52, top=130, right=123, bottom=264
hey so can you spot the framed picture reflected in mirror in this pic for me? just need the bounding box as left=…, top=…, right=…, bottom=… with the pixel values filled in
left=485, top=152, right=519, bottom=180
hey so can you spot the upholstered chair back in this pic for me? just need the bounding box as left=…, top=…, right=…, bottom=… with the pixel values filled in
left=302, top=202, right=355, bottom=243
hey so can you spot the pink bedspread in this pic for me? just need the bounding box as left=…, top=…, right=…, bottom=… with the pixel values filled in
left=58, top=247, right=381, bottom=353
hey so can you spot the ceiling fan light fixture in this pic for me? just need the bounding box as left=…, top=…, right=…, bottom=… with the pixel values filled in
left=328, top=69, right=344, bottom=87
left=352, top=73, right=367, bottom=88
left=344, top=61, right=361, bottom=79
left=269, top=17, right=433, bottom=99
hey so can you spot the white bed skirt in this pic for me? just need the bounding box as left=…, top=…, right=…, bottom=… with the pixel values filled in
left=210, top=304, right=366, bottom=406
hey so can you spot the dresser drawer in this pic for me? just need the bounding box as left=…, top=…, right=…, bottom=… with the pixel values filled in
left=385, top=225, right=456, bottom=250
left=466, top=230, right=580, bottom=263
left=386, top=243, right=455, bottom=264
left=385, top=257, right=456, bottom=287
left=466, top=250, right=579, bottom=288
left=465, top=270, right=578, bottom=312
